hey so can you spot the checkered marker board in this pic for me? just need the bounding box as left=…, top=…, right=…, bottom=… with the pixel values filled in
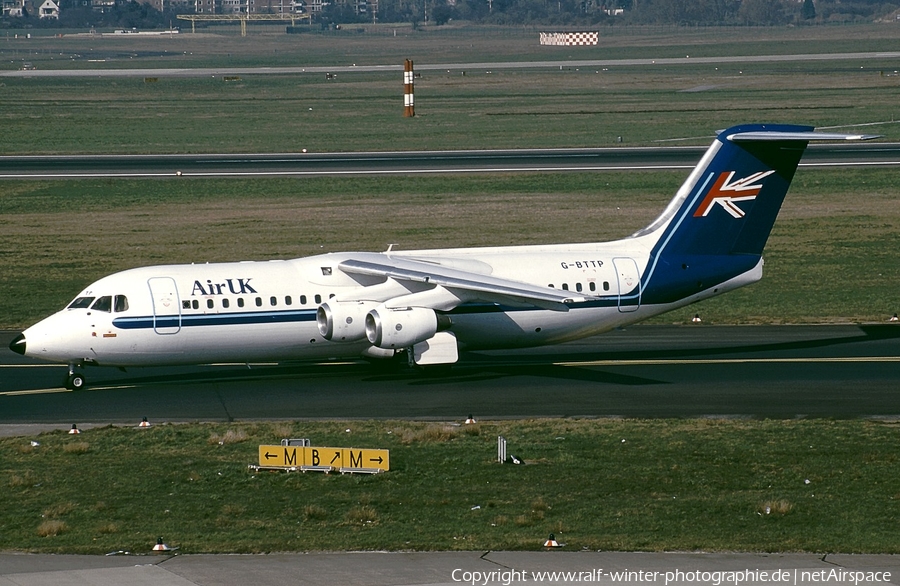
left=539, top=32, right=598, bottom=46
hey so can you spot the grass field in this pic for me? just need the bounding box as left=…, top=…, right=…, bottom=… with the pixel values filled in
left=2, top=167, right=899, bottom=329
left=1, top=60, right=899, bottom=154
left=2, top=24, right=900, bottom=154
left=4, top=22, right=900, bottom=68
left=2, top=418, right=900, bottom=554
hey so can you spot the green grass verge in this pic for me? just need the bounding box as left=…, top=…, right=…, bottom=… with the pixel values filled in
left=2, top=63, right=899, bottom=153
left=2, top=419, right=900, bottom=554
left=2, top=25, right=900, bottom=154
left=3, top=168, right=899, bottom=329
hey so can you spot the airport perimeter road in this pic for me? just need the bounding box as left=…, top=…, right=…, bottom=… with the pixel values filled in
left=2, top=324, right=900, bottom=424
left=3, top=50, right=900, bottom=78
left=0, top=143, right=898, bottom=178
left=1, top=551, right=899, bottom=586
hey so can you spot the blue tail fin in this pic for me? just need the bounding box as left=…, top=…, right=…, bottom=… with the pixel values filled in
left=638, top=123, right=875, bottom=305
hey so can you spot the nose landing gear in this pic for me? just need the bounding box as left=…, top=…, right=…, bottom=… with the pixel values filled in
left=65, top=364, right=86, bottom=390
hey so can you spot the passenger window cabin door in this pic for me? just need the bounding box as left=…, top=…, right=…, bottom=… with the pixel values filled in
left=147, top=277, right=181, bottom=334
left=613, top=257, right=641, bottom=313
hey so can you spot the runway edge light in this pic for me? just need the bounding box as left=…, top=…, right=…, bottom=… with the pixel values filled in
left=68, top=424, right=80, bottom=435
left=139, top=417, right=151, bottom=428
left=543, top=533, right=562, bottom=548
left=153, top=537, right=178, bottom=552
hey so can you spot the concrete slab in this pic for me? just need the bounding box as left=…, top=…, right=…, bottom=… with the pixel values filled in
left=0, top=561, right=195, bottom=586
left=159, top=551, right=492, bottom=586
left=4, top=552, right=898, bottom=586
left=0, top=553, right=165, bottom=575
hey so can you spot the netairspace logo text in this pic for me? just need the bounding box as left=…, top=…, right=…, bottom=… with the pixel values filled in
left=450, top=568, right=893, bottom=586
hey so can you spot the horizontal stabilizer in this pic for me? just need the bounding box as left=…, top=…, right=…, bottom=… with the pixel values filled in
left=724, top=130, right=881, bottom=142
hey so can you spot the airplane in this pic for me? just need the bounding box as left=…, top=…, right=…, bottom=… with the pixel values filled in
left=9, top=123, right=877, bottom=390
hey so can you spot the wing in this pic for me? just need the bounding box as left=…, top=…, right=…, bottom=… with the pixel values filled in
left=334, top=253, right=590, bottom=312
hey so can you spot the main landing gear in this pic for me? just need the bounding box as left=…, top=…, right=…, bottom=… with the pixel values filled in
left=65, top=364, right=86, bottom=390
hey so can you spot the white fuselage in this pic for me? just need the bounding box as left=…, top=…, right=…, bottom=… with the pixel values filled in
left=19, top=235, right=760, bottom=368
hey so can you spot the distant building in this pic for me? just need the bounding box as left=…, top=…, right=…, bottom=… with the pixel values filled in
left=38, top=0, right=58, bottom=18
left=297, top=0, right=368, bottom=14
left=136, top=0, right=200, bottom=11
left=221, top=0, right=247, bottom=13
left=2, top=0, right=25, bottom=17
left=131, top=0, right=306, bottom=15
left=193, top=0, right=220, bottom=12
left=91, top=0, right=115, bottom=12
left=253, top=0, right=302, bottom=14
left=168, top=0, right=197, bottom=11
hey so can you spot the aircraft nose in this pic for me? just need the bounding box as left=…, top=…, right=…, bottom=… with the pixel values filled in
left=9, top=333, right=26, bottom=356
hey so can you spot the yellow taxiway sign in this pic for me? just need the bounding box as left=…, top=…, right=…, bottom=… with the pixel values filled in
left=258, top=445, right=389, bottom=472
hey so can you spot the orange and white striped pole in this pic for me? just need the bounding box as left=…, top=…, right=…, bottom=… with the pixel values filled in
left=403, top=59, right=415, bottom=117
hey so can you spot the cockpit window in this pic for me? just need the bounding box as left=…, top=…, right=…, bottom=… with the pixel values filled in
left=114, top=295, right=129, bottom=312
left=90, top=296, right=112, bottom=313
left=67, top=297, right=95, bottom=309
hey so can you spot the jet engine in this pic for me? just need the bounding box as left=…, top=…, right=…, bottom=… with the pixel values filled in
left=316, top=301, right=375, bottom=342
left=365, top=307, right=450, bottom=349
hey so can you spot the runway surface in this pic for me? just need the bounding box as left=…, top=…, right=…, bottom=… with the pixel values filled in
left=0, top=143, right=898, bottom=178
left=3, top=324, right=899, bottom=424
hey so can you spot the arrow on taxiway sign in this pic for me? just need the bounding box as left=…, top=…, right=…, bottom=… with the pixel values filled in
left=258, top=445, right=300, bottom=467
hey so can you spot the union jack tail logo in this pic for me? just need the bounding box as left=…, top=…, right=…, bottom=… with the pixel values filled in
left=693, top=170, right=776, bottom=218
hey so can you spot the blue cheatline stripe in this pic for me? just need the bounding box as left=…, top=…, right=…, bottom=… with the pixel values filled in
left=438, top=297, right=622, bottom=315
left=113, top=309, right=318, bottom=330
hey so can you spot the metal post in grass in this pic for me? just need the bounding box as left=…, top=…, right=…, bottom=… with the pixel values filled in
left=403, top=59, right=415, bottom=117
left=498, top=435, right=507, bottom=463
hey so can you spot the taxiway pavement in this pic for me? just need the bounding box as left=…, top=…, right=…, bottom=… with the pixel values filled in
left=3, top=325, right=900, bottom=422
left=2, top=551, right=900, bottom=586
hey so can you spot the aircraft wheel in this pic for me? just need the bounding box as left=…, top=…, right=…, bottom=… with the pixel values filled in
left=66, top=372, right=86, bottom=390
left=363, top=349, right=409, bottom=373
